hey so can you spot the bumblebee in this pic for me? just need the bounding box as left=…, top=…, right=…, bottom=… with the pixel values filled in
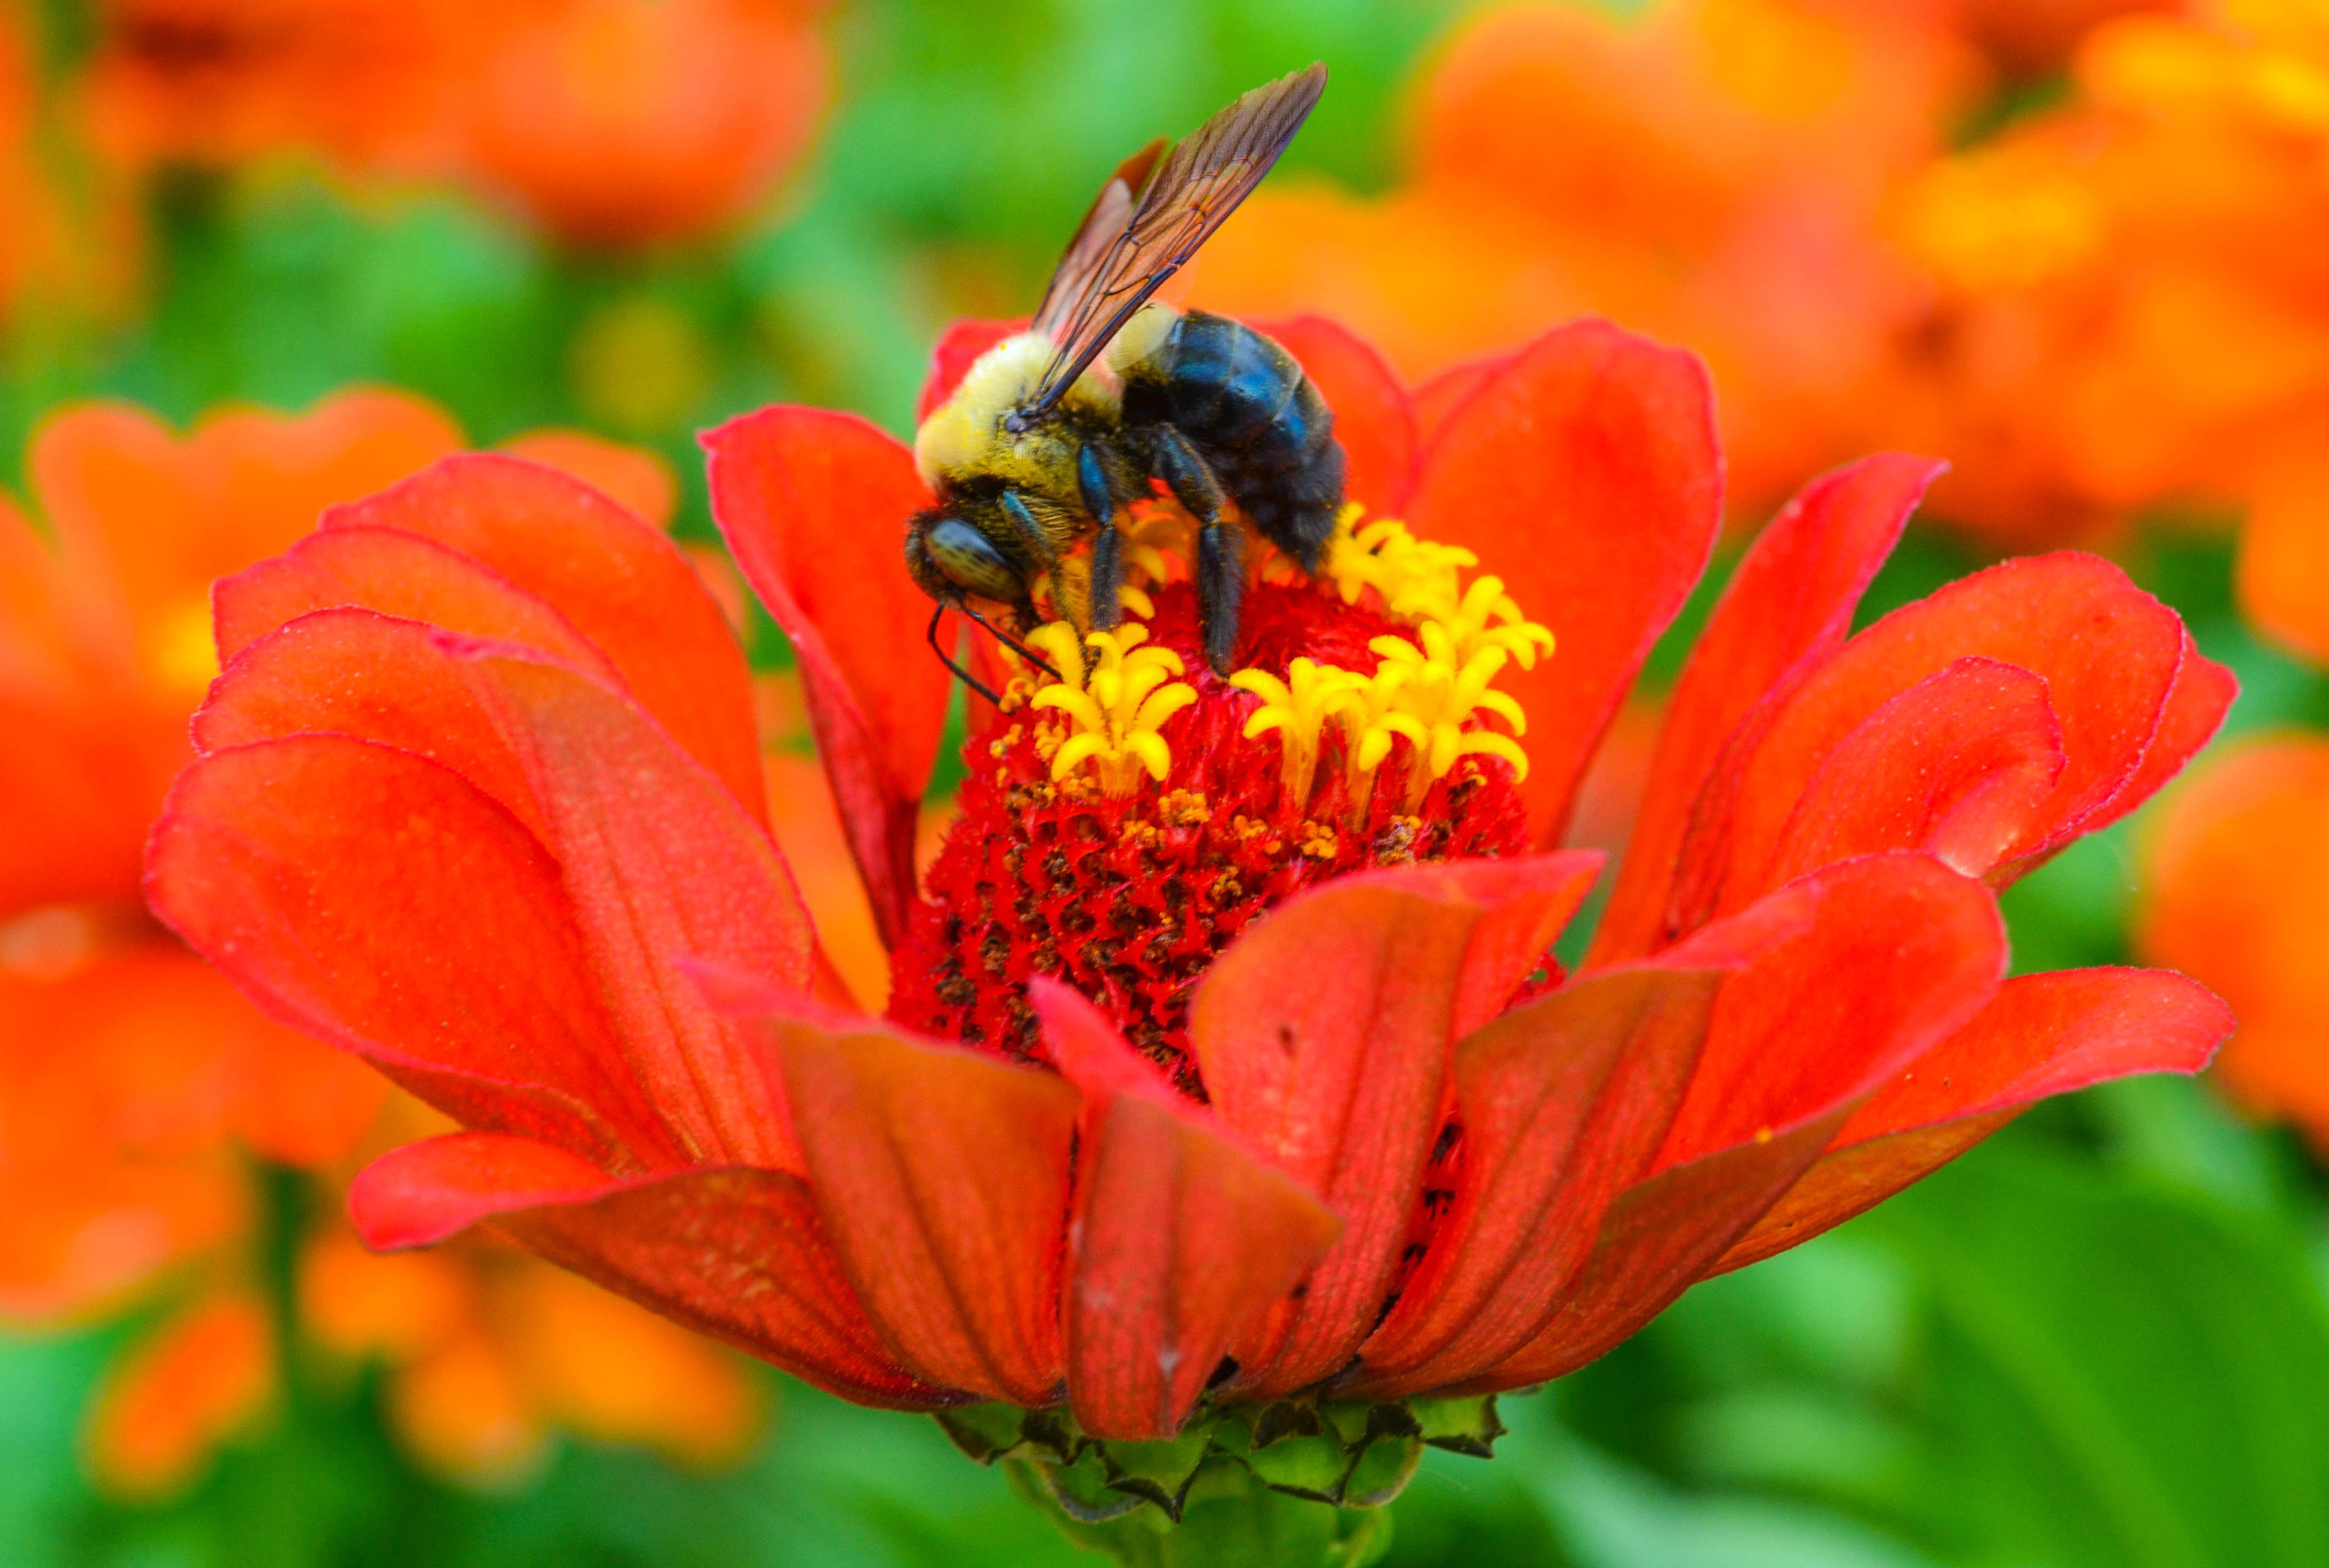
left=905, top=64, right=1343, bottom=686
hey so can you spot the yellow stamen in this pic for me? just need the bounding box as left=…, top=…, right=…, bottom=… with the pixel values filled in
left=1370, top=632, right=1532, bottom=809
left=1320, top=507, right=1478, bottom=619
left=1228, top=657, right=1369, bottom=807
left=1028, top=621, right=1197, bottom=798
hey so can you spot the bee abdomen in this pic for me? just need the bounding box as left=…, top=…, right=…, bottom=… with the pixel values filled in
left=1124, top=310, right=1345, bottom=571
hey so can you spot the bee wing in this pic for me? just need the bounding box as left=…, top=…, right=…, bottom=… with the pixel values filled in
left=1025, top=62, right=1327, bottom=418
left=1032, top=137, right=1166, bottom=338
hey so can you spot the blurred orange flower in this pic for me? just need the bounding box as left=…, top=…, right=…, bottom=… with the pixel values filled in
left=1867, top=0, right=2329, bottom=554
left=2139, top=482, right=2329, bottom=1151
left=78, top=0, right=476, bottom=171
left=2138, top=733, right=2329, bottom=1150
left=1188, top=0, right=1982, bottom=523
left=456, top=0, right=829, bottom=251
left=74, top=0, right=831, bottom=251
left=0, top=385, right=758, bottom=1495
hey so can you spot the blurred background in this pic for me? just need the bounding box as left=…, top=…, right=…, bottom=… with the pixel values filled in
left=6, top=0, right=2329, bottom=1563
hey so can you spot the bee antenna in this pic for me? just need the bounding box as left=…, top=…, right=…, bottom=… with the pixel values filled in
left=960, top=603, right=1063, bottom=680
left=926, top=604, right=1004, bottom=706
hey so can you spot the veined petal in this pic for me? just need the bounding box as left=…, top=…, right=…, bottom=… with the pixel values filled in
left=1715, top=968, right=2231, bottom=1271
left=176, top=629, right=820, bottom=1169
left=1669, top=552, right=2191, bottom=940
left=146, top=735, right=684, bottom=1170
left=1033, top=980, right=1339, bottom=1440
left=765, top=1012, right=1076, bottom=1405
left=1409, top=320, right=1723, bottom=846
left=1354, top=963, right=1730, bottom=1397
left=322, top=453, right=765, bottom=825
left=1750, top=658, right=2066, bottom=895
left=351, top=1133, right=955, bottom=1411
left=1191, top=852, right=1601, bottom=1400
left=1462, top=852, right=2006, bottom=1390
left=702, top=408, right=950, bottom=950
left=1595, top=453, right=1944, bottom=961
left=212, top=525, right=617, bottom=683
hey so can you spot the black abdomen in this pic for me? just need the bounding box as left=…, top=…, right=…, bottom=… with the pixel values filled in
left=1120, top=310, right=1345, bottom=570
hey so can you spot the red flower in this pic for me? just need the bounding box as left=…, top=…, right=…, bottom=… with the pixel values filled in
left=146, top=318, right=2235, bottom=1478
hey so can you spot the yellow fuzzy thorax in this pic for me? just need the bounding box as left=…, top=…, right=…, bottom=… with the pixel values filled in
left=911, top=332, right=1124, bottom=494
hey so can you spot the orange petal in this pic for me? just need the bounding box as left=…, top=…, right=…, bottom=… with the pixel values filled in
left=770, top=1013, right=1076, bottom=1404
left=1409, top=320, right=1723, bottom=845
left=1471, top=852, right=2006, bottom=1388
left=2137, top=735, right=2329, bottom=1143
left=1192, top=852, right=1601, bottom=1399
left=498, top=429, right=680, bottom=530
left=213, top=525, right=620, bottom=679
left=1716, top=967, right=2231, bottom=1270
left=324, top=453, right=765, bottom=825
left=86, top=1289, right=273, bottom=1500
left=1595, top=453, right=1944, bottom=961
left=1750, top=657, right=2065, bottom=894
left=1033, top=979, right=1339, bottom=1440
left=702, top=407, right=950, bottom=948
left=1355, top=963, right=1730, bottom=1397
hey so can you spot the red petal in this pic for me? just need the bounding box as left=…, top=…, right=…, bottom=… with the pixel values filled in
left=183, top=633, right=820, bottom=1169
left=1465, top=852, right=2005, bottom=1388
left=703, top=408, right=949, bottom=950
left=1033, top=979, right=1340, bottom=1439
left=1408, top=320, right=1723, bottom=844
left=1594, top=454, right=1944, bottom=961
left=1191, top=853, right=1600, bottom=1399
left=146, top=736, right=682, bottom=1169
left=1355, top=963, right=1729, bottom=1398
left=197, top=610, right=561, bottom=841
left=770, top=1014, right=1076, bottom=1404
left=917, top=318, right=1028, bottom=423
left=348, top=1131, right=619, bottom=1249
left=2083, top=629, right=2237, bottom=834
left=354, top=1134, right=951, bottom=1409
left=1411, top=350, right=1515, bottom=446
left=324, top=454, right=764, bottom=825
left=1672, top=553, right=2187, bottom=935
left=213, top=526, right=616, bottom=680
left=1716, top=967, right=2232, bottom=1271
left=1252, top=315, right=1420, bottom=514
left=1750, top=658, right=2065, bottom=896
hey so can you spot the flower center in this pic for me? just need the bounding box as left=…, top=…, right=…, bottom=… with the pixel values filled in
left=887, top=508, right=1554, bottom=1095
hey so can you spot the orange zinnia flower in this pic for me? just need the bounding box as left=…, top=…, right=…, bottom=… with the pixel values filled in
left=76, top=0, right=477, bottom=172
left=454, top=0, right=829, bottom=251
left=0, top=387, right=756, bottom=1495
left=1187, top=0, right=1978, bottom=525
left=147, top=313, right=2231, bottom=1544
left=2138, top=528, right=2329, bottom=1151
left=1890, top=1, right=2329, bottom=545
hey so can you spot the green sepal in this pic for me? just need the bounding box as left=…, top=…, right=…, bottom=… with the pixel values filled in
left=1341, top=1435, right=1423, bottom=1509
left=1407, top=1394, right=1505, bottom=1458
left=1241, top=1431, right=1353, bottom=1502
left=1097, top=1426, right=1219, bottom=1521
left=1042, top=1443, right=1149, bottom=1523
left=934, top=1401, right=1038, bottom=1465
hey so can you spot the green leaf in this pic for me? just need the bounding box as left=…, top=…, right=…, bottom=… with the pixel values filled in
left=1865, top=1142, right=2329, bottom=1568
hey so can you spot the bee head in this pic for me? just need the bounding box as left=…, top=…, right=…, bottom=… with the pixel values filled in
left=906, top=508, right=1024, bottom=606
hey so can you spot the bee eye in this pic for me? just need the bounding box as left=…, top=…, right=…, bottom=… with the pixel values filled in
left=927, top=518, right=1020, bottom=601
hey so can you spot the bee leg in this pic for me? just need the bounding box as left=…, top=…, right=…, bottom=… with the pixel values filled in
left=1149, top=425, right=1241, bottom=675
left=1078, top=444, right=1127, bottom=632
